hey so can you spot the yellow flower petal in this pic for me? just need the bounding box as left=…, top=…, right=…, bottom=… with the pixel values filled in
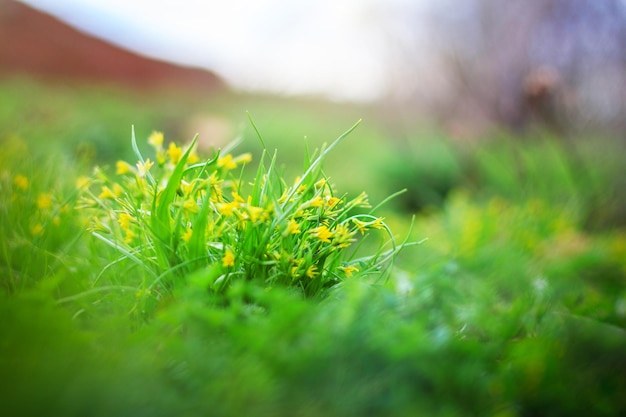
left=217, top=154, right=236, bottom=170
left=36, top=193, right=53, bottom=210
left=30, top=223, right=44, bottom=236
left=116, top=160, right=134, bottom=175
left=340, top=265, right=359, bottom=277
left=325, top=196, right=341, bottom=208
left=13, top=174, right=29, bottom=190
left=98, top=186, right=117, bottom=199
left=167, top=142, right=183, bottom=165
left=286, top=219, right=301, bottom=234
left=222, top=250, right=235, bottom=267
left=181, top=228, right=193, bottom=243
left=233, top=153, right=252, bottom=165
left=188, top=151, right=199, bottom=165
left=75, top=176, right=90, bottom=190
left=118, top=212, right=133, bottom=230
left=148, top=131, right=164, bottom=148
left=183, top=198, right=199, bottom=214
left=306, top=265, right=319, bottom=279
left=310, top=225, right=332, bottom=243
left=136, top=158, right=154, bottom=178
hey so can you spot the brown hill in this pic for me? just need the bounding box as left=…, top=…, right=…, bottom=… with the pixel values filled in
left=0, top=0, right=225, bottom=91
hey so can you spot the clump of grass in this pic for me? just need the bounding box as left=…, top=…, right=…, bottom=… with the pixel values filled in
left=77, top=121, right=406, bottom=305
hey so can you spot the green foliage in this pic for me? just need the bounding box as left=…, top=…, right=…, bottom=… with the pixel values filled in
left=379, top=129, right=626, bottom=231
left=77, top=124, right=400, bottom=307
left=381, top=132, right=465, bottom=211
left=1, top=80, right=625, bottom=416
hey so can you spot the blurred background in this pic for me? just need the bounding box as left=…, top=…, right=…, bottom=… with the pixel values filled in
left=1, top=0, right=625, bottom=224
left=4, top=0, right=626, bottom=132
left=0, top=0, right=626, bottom=134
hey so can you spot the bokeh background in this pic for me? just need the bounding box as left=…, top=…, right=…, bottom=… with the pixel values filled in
left=4, top=0, right=626, bottom=131
left=3, top=0, right=626, bottom=224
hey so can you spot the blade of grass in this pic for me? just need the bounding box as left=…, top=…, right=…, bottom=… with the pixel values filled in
left=150, top=135, right=198, bottom=271
left=277, top=119, right=362, bottom=223
left=369, top=188, right=407, bottom=214
left=151, top=135, right=199, bottom=242
left=92, top=232, right=157, bottom=277
left=131, top=125, right=155, bottom=186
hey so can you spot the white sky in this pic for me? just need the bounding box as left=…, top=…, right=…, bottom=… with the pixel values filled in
left=18, top=0, right=434, bottom=102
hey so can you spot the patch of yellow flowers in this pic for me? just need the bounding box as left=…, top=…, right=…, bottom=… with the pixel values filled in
left=78, top=130, right=394, bottom=298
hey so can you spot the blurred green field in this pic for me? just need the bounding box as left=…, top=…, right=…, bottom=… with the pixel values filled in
left=1, top=79, right=626, bottom=416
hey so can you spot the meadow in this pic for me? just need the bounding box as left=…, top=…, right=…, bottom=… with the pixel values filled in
left=1, top=78, right=626, bottom=416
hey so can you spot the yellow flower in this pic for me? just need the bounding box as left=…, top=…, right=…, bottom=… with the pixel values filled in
left=352, top=218, right=385, bottom=235
left=124, top=229, right=136, bottom=244
left=98, top=183, right=124, bottom=199
left=289, top=258, right=303, bottom=276
left=118, top=212, right=133, bottom=230
left=286, top=219, right=301, bottom=234
left=148, top=131, right=164, bottom=148
left=217, top=200, right=239, bottom=216
left=218, top=153, right=250, bottom=170
left=30, top=223, right=44, bottom=236
left=13, top=174, right=29, bottom=190
left=278, top=191, right=292, bottom=204
left=210, top=185, right=223, bottom=203
left=188, top=151, right=199, bottom=165
left=370, top=218, right=386, bottom=230
left=99, top=186, right=117, bottom=199
left=310, top=225, right=332, bottom=243
left=306, top=264, right=319, bottom=279
left=208, top=171, right=222, bottom=186
left=180, top=180, right=194, bottom=196
left=156, top=149, right=167, bottom=165
left=244, top=205, right=265, bottom=223
left=222, top=250, right=235, bottom=267
left=183, top=198, right=199, bottom=214
left=36, top=193, right=53, bottom=210
left=75, top=176, right=90, bottom=190
left=136, top=158, right=154, bottom=178
left=234, top=153, right=252, bottom=165
left=181, top=228, right=193, bottom=243
left=340, top=265, right=359, bottom=277
left=217, top=154, right=236, bottom=170
left=352, top=218, right=369, bottom=235
left=331, top=224, right=355, bottom=248
left=113, top=183, right=124, bottom=196
left=231, top=192, right=245, bottom=203
left=325, top=196, right=341, bottom=208
left=168, top=142, right=183, bottom=165
left=116, top=160, right=134, bottom=175
left=307, top=196, right=324, bottom=208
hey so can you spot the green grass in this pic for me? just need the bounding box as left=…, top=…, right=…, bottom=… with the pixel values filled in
left=1, top=79, right=626, bottom=416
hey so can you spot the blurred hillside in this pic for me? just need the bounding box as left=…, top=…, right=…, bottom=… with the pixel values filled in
left=0, top=0, right=224, bottom=91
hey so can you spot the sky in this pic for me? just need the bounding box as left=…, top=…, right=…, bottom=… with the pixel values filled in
left=18, top=0, right=434, bottom=102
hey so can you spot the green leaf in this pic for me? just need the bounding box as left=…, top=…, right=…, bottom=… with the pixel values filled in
left=150, top=136, right=198, bottom=267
